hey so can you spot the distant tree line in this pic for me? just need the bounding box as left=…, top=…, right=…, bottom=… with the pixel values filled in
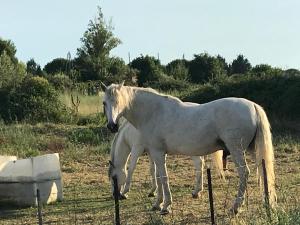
left=0, top=6, right=299, bottom=122
left=9, top=7, right=297, bottom=90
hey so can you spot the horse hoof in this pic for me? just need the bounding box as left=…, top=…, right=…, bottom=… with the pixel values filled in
left=151, top=205, right=161, bottom=211
left=192, top=193, right=199, bottom=199
left=160, top=209, right=170, bottom=215
left=119, top=194, right=127, bottom=200
left=148, top=193, right=155, bottom=197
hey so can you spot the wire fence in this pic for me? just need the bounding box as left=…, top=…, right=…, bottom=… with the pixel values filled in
left=0, top=154, right=299, bottom=225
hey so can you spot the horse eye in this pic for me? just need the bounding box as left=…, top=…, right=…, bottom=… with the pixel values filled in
left=103, top=101, right=106, bottom=106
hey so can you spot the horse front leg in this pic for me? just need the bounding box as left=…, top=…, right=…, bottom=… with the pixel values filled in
left=150, top=151, right=172, bottom=215
left=150, top=165, right=163, bottom=211
left=121, top=149, right=140, bottom=198
left=148, top=156, right=157, bottom=197
left=191, top=156, right=204, bottom=198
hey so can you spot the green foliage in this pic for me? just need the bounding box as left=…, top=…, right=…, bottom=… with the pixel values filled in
left=276, top=207, right=300, bottom=225
left=188, top=53, right=228, bottom=83
left=230, top=54, right=252, bottom=74
left=1, top=76, right=69, bottom=123
left=48, top=73, right=73, bottom=91
left=251, top=64, right=283, bottom=77
left=166, top=59, right=189, bottom=80
left=0, top=124, right=42, bottom=158
left=181, top=73, right=300, bottom=119
left=68, top=126, right=112, bottom=146
left=146, top=74, right=189, bottom=91
left=0, top=38, right=17, bottom=64
left=130, top=55, right=163, bottom=86
left=75, top=7, right=121, bottom=81
left=0, top=51, right=26, bottom=88
left=76, top=113, right=106, bottom=126
left=44, top=58, right=69, bottom=75
left=26, top=58, right=44, bottom=76
left=105, top=57, right=136, bottom=84
left=284, top=68, right=300, bottom=76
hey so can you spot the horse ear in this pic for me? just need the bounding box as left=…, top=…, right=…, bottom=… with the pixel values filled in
left=100, top=81, right=107, bottom=91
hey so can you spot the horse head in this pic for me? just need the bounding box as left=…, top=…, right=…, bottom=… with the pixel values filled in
left=102, top=82, right=128, bottom=133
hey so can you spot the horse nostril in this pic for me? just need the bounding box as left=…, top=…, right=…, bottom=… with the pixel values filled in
left=107, top=122, right=119, bottom=133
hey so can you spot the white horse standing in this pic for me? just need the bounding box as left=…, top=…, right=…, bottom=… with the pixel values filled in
left=108, top=120, right=224, bottom=199
left=103, top=83, right=276, bottom=215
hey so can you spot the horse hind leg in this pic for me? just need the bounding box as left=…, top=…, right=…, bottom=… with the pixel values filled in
left=191, top=156, right=204, bottom=198
left=227, top=146, right=250, bottom=215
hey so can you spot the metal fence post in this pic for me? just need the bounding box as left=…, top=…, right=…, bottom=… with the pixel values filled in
left=113, top=176, right=120, bottom=225
left=36, top=189, right=43, bottom=225
left=207, top=168, right=216, bottom=225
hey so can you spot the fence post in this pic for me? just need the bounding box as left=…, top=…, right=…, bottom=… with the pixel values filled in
left=36, top=189, right=43, bottom=225
left=207, top=168, right=216, bottom=225
left=113, top=176, right=121, bottom=225
left=262, top=159, right=271, bottom=218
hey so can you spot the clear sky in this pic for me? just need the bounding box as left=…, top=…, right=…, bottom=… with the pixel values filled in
left=1, top=0, right=299, bottom=69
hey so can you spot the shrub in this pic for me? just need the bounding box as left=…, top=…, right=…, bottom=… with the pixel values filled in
left=146, top=74, right=190, bottom=91
left=0, top=51, right=26, bottom=89
left=2, top=76, right=69, bottom=123
left=181, top=74, right=300, bottom=119
left=48, top=73, right=73, bottom=91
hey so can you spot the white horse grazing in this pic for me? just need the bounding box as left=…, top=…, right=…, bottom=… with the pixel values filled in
left=108, top=120, right=224, bottom=199
left=102, top=83, right=276, bottom=215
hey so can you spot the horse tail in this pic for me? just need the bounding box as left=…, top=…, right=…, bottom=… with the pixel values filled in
left=211, top=150, right=225, bottom=180
left=254, top=103, right=277, bottom=208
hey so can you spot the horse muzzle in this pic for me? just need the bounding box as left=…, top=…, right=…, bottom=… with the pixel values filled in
left=107, top=122, right=119, bottom=133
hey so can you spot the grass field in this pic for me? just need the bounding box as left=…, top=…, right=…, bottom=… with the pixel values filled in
left=0, top=94, right=299, bottom=224
left=59, top=91, right=103, bottom=116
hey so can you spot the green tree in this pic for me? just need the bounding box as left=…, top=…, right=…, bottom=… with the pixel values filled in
left=44, top=58, right=69, bottom=75
left=166, top=59, right=189, bottom=80
left=0, top=38, right=17, bottom=64
left=26, top=58, right=43, bottom=76
left=251, top=64, right=282, bottom=77
left=0, top=51, right=26, bottom=89
left=188, top=53, right=227, bottom=83
left=230, top=54, right=251, bottom=74
left=130, top=55, right=162, bottom=86
left=75, top=7, right=121, bottom=81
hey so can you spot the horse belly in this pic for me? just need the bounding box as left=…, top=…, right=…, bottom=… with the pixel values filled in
left=166, top=139, right=219, bottom=156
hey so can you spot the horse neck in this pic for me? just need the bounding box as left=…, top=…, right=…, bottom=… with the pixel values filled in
left=123, top=89, right=161, bottom=129
left=112, top=129, right=131, bottom=171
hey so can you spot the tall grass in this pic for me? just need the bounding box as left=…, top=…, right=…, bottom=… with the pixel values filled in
left=59, top=91, right=103, bottom=116
left=0, top=123, right=41, bottom=157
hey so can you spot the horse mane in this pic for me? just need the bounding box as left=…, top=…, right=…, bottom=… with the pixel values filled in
left=131, top=86, right=182, bottom=103
left=106, top=84, right=182, bottom=112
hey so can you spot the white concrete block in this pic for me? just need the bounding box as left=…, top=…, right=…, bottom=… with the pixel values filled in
left=0, top=153, right=63, bottom=206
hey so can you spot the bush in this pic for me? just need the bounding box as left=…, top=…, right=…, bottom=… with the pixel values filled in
left=146, top=74, right=190, bottom=91
left=1, top=76, right=69, bottom=123
left=181, top=74, right=300, bottom=119
left=0, top=51, right=26, bottom=89
left=48, top=73, right=73, bottom=91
